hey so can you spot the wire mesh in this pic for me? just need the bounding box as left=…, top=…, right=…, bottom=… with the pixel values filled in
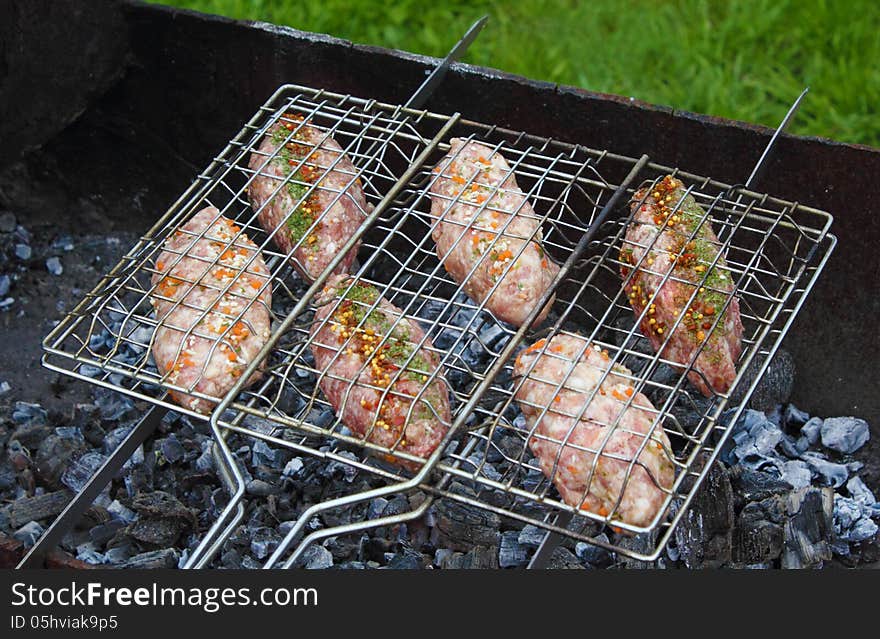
left=41, top=83, right=835, bottom=564
left=421, top=158, right=836, bottom=559
left=42, top=85, right=450, bottom=418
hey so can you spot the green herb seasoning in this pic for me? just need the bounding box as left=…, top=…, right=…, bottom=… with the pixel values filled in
left=269, top=114, right=322, bottom=249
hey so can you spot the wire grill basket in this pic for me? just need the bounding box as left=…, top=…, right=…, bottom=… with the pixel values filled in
left=42, top=84, right=835, bottom=565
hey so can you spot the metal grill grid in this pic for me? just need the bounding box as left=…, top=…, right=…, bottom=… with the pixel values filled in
left=39, top=83, right=836, bottom=566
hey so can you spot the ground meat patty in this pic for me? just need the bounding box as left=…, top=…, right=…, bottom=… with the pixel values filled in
left=310, top=275, right=451, bottom=468
left=620, top=175, right=743, bottom=397
left=150, top=207, right=272, bottom=414
left=513, top=334, right=675, bottom=527
left=248, top=113, right=369, bottom=281
left=428, top=138, right=560, bottom=327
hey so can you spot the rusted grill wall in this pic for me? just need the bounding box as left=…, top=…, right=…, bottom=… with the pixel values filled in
left=3, top=0, right=879, bottom=433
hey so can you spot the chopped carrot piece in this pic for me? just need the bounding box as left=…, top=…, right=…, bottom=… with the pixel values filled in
left=598, top=506, right=609, bottom=517
left=526, top=339, right=546, bottom=353
left=624, top=387, right=634, bottom=397
left=250, top=280, right=261, bottom=289
left=452, top=175, right=465, bottom=184
left=156, top=261, right=165, bottom=271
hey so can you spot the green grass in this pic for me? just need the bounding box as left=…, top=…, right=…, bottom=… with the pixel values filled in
left=158, top=0, right=880, bottom=147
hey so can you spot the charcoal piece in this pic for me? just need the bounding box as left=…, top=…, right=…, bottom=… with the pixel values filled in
left=820, top=417, right=870, bottom=454
left=844, top=518, right=878, bottom=543
left=221, top=547, right=242, bottom=569
left=499, top=530, right=530, bottom=568
left=575, top=533, right=613, bottom=567
left=250, top=527, right=280, bottom=560
left=61, top=451, right=107, bottom=492
left=12, top=402, right=48, bottom=427
left=124, top=491, right=195, bottom=547
left=12, top=521, right=44, bottom=546
left=386, top=550, right=424, bottom=570
left=433, top=498, right=501, bottom=551
left=14, top=244, right=31, bottom=260
left=668, top=395, right=715, bottom=434
left=367, top=497, right=389, bottom=520
left=126, top=518, right=186, bottom=547
left=0, top=211, right=15, bottom=232
left=54, top=426, right=84, bottom=442
left=846, top=476, right=878, bottom=507
left=734, top=349, right=795, bottom=411
left=433, top=549, right=463, bottom=569
left=115, top=548, right=179, bottom=569
left=246, top=479, right=281, bottom=497
left=778, top=434, right=802, bottom=459
left=728, top=466, right=792, bottom=510
left=130, top=491, right=195, bottom=524
left=323, top=536, right=359, bottom=561
left=320, top=456, right=358, bottom=483
left=780, top=487, right=834, bottom=569
left=34, top=434, right=89, bottom=489
left=381, top=495, right=411, bottom=519
left=673, top=462, right=734, bottom=568
left=617, top=530, right=659, bottom=569
left=800, top=417, right=823, bottom=445
left=93, top=390, right=136, bottom=423
left=103, top=545, right=133, bottom=564
left=45, top=256, right=63, bottom=276
left=292, top=544, right=333, bottom=570
left=545, top=546, right=584, bottom=570
left=783, top=404, right=810, bottom=428
left=517, top=524, right=547, bottom=548
left=157, top=434, right=186, bottom=464
left=251, top=440, right=281, bottom=467
left=89, top=521, right=125, bottom=546
left=3, top=489, right=72, bottom=528
left=833, top=494, right=878, bottom=544
left=780, top=460, right=812, bottom=490
left=801, top=453, right=849, bottom=488
left=0, top=464, right=15, bottom=491
left=10, top=422, right=53, bottom=450
left=282, top=457, right=305, bottom=478
left=732, top=497, right=786, bottom=565
left=76, top=542, right=105, bottom=564
left=458, top=545, right=499, bottom=569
